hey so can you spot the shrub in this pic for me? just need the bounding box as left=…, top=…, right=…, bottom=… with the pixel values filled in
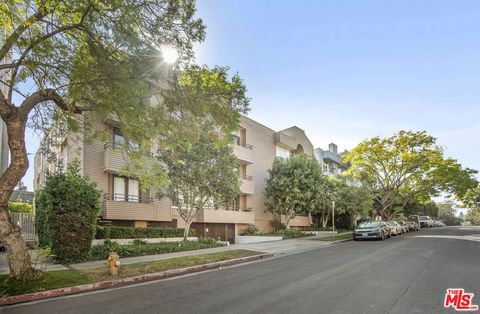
left=8, top=202, right=33, bottom=213
left=281, top=228, right=313, bottom=239
left=35, top=190, right=51, bottom=247
left=90, top=238, right=221, bottom=260
left=242, top=225, right=258, bottom=235
left=131, top=239, right=148, bottom=245
left=270, top=219, right=286, bottom=232
left=95, top=226, right=195, bottom=239
left=36, top=164, right=101, bottom=264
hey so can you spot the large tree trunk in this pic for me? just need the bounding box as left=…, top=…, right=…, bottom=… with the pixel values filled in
left=0, top=116, right=39, bottom=279
left=0, top=208, right=35, bottom=279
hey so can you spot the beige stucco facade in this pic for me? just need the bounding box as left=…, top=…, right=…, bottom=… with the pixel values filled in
left=34, top=114, right=315, bottom=240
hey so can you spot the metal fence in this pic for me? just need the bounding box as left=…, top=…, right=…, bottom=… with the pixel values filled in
left=8, top=212, right=37, bottom=242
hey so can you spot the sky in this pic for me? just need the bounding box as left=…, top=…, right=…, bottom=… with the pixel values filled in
left=21, top=0, right=480, bottom=191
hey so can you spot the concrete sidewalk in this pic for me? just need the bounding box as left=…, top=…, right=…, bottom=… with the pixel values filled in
left=0, top=237, right=332, bottom=274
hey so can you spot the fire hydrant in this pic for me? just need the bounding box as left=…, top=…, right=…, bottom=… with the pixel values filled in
left=107, top=251, right=120, bottom=275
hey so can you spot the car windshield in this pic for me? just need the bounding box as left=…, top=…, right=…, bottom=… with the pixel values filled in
left=419, top=216, right=429, bottom=220
left=357, top=221, right=381, bottom=228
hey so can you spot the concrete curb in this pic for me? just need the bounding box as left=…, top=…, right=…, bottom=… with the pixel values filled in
left=0, top=253, right=273, bottom=306
left=331, top=238, right=353, bottom=244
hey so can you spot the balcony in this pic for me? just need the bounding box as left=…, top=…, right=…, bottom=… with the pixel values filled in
left=102, top=193, right=172, bottom=221
left=233, top=143, right=253, bottom=164
left=274, top=132, right=296, bottom=150
left=240, top=175, right=254, bottom=195
left=196, top=208, right=255, bottom=224
left=103, top=142, right=127, bottom=173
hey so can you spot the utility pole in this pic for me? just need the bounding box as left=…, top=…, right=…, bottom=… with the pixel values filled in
left=332, top=200, right=335, bottom=239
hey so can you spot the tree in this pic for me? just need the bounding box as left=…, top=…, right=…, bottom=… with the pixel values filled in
left=343, top=131, right=478, bottom=220
left=310, top=176, right=339, bottom=228
left=335, top=182, right=373, bottom=228
left=265, top=155, right=323, bottom=229
left=461, top=188, right=480, bottom=225
left=436, top=201, right=463, bottom=226
left=0, top=1, right=249, bottom=279
left=159, top=134, right=240, bottom=241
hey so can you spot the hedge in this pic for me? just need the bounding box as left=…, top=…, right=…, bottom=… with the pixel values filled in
left=95, top=226, right=195, bottom=239
left=35, top=164, right=101, bottom=263
left=90, top=238, right=220, bottom=260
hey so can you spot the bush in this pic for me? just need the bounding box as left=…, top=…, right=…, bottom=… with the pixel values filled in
left=90, top=238, right=221, bottom=260
left=95, top=226, right=195, bottom=239
left=281, top=228, right=313, bottom=239
left=35, top=190, right=50, bottom=247
left=8, top=202, right=33, bottom=213
left=270, top=219, right=286, bottom=232
left=241, top=225, right=258, bottom=235
left=36, top=164, right=101, bottom=264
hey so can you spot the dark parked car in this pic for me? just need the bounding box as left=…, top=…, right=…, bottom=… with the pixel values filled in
left=353, top=221, right=390, bottom=241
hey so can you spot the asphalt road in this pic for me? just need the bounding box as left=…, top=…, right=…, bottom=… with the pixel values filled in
left=2, top=226, right=480, bottom=314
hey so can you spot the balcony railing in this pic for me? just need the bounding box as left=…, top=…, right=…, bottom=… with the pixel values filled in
left=240, top=175, right=254, bottom=194
left=233, top=143, right=254, bottom=164
left=103, top=193, right=153, bottom=204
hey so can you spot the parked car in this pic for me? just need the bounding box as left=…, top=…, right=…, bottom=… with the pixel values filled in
left=433, top=220, right=446, bottom=227
left=353, top=221, right=390, bottom=240
left=386, top=221, right=402, bottom=235
left=397, top=221, right=410, bottom=233
left=419, top=216, right=434, bottom=228
left=407, top=221, right=419, bottom=231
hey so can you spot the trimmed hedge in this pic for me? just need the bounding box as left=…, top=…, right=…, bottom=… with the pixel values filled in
left=90, top=238, right=221, bottom=260
left=35, top=164, right=101, bottom=264
left=95, top=226, right=195, bottom=239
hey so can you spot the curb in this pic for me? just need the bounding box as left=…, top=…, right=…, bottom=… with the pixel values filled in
left=331, top=238, right=353, bottom=244
left=0, top=253, right=273, bottom=306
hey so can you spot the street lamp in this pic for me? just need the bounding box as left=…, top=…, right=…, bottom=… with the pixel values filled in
left=332, top=200, right=335, bottom=239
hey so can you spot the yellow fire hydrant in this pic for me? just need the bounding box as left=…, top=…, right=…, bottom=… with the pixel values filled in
left=107, top=251, right=120, bottom=275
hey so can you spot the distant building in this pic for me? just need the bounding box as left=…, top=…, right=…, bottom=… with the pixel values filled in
left=9, top=184, right=35, bottom=204
left=314, top=143, right=346, bottom=177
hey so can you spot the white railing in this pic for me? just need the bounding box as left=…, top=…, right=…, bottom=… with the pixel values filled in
left=8, top=212, right=37, bottom=242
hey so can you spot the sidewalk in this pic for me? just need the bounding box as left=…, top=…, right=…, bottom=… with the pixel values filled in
left=0, top=238, right=332, bottom=274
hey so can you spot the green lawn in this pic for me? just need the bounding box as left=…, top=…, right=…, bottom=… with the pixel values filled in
left=311, top=233, right=353, bottom=242
left=0, top=249, right=262, bottom=297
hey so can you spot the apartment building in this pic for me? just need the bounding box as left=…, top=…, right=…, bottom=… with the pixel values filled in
left=34, top=114, right=315, bottom=242
left=314, top=143, right=346, bottom=177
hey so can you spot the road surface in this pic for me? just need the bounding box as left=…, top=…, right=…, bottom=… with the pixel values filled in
left=2, top=226, right=479, bottom=314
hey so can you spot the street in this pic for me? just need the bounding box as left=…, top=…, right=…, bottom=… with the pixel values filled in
left=2, top=226, right=480, bottom=314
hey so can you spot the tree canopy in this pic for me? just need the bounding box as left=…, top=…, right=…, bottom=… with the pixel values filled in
left=0, top=0, right=248, bottom=279
left=265, top=155, right=323, bottom=229
left=343, top=130, right=478, bottom=220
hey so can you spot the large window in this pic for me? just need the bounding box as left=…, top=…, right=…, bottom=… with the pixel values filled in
left=113, top=176, right=140, bottom=202
left=276, top=145, right=291, bottom=159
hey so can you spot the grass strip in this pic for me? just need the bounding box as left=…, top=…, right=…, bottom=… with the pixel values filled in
left=0, top=249, right=261, bottom=297
left=311, top=233, right=353, bottom=242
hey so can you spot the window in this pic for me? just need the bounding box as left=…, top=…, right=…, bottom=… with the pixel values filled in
left=113, top=176, right=140, bottom=202
left=276, top=145, right=291, bottom=159
left=322, top=164, right=329, bottom=172
left=113, top=129, right=139, bottom=149
left=113, top=176, right=126, bottom=201
left=232, top=130, right=240, bottom=145
left=113, top=130, right=125, bottom=147
left=128, top=179, right=139, bottom=202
